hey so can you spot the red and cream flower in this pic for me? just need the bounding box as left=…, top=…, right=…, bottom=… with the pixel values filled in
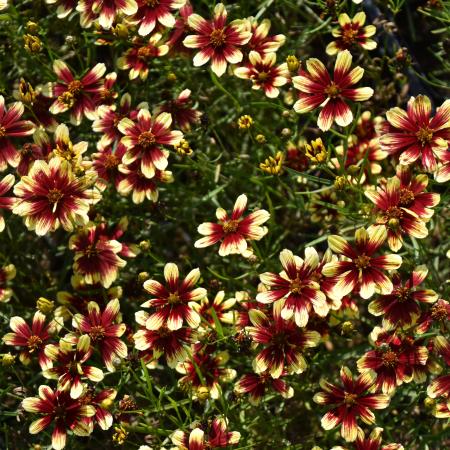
left=2, top=311, right=53, bottom=369
left=69, top=223, right=127, bottom=288
left=171, top=417, right=241, bottom=449
left=365, top=175, right=438, bottom=251
left=140, top=262, right=206, bottom=331
left=434, top=145, right=450, bottom=183
left=0, top=174, right=15, bottom=231
left=323, top=227, right=402, bottom=300
left=332, top=427, right=404, bottom=450
left=326, top=12, right=377, bottom=55
left=71, top=299, right=127, bottom=372
left=117, top=34, right=169, bottom=80
left=194, top=194, right=270, bottom=257
left=256, top=248, right=329, bottom=327
left=416, top=299, right=450, bottom=334
left=134, top=311, right=194, bottom=367
left=192, top=290, right=237, bottom=328
left=13, top=158, right=101, bottom=236
left=234, top=51, right=290, bottom=98
left=0, top=96, right=35, bottom=170
left=117, top=161, right=173, bottom=203
left=183, top=3, right=252, bottom=77
left=243, top=17, right=286, bottom=56
left=79, top=388, right=117, bottom=431
left=22, top=385, right=95, bottom=450
left=368, top=266, right=438, bottom=329
left=155, top=89, right=202, bottom=131
left=17, top=129, right=53, bottom=176
left=234, top=371, right=293, bottom=405
left=176, top=346, right=236, bottom=399
left=313, top=367, right=390, bottom=442
left=43, top=335, right=104, bottom=399
left=428, top=374, right=450, bottom=401
left=0, top=263, right=15, bottom=303
left=118, top=108, right=182, bottom=178
left=78, top=0, right=138, bottom=29
left=357, top=329, right=428, bottom=393
left=91, top=142, right=127, bottom=189
left=246, top=305, right=320, bottom=378
left=293, top=50, right=374, bottom=131
left=167, top=1, right=193, bottom=51
left=49, top=60, right=106, bottom=125
left=50, top=123, right=89, bottom=170
left=46, top=0, right=77, bottom=19
left=379, top=95, right=450, bottom=172
left=130, top=0, right=186, bottom=36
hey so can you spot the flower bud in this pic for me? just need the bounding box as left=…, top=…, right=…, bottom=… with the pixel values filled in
left=112, top=24, right=129, bottom=39
left=23, top=34, right=42, bottom=53
left=255, top=134, right=266, bottom=144
left=1, top=352, right=15, bottom=366
left=139, top=240, right=151, bottom=251
left=334, top=175, right=348, bottom=190
left=18, top=79, right=36, bottom=104
left=286, top=55, right=300, bottom=73
left=138, top=272, right=149, bottom=283
left=196, top=386, right=210, bottom=401
left=26, top=21, right=39, bottom=34
left=37, top=297, right=54, bottom=314
left=238, top=115, right=253, bottom=129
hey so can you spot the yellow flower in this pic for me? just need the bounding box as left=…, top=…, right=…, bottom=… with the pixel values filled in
left=286, top=55, right=300, bottom=73
left=260, top=151, right=284, bottom=175
left=305, top=138, right=328, bottom=163
left=174, top=139, right=193, bottom=156
left=238, top=115, right=253, bottom=129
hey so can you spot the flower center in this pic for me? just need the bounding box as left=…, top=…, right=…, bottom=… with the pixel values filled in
left=382, top=350, right=398, bottom=367
left=145, top=0, right=159, bottom=5
left=344, top=392, right=357, bottom=405
left=89, top=325, right=105, bottom=341
left=27, top=335, right=43, bottom=352
left=386, top=206, right=403, bottom=220
left=354, top=254, right=371, bottom=269
left=325, top=82, right=340, bottom=98
left=167, top=292, right=181, bottom=304
left=137, top=46, right=156, bottom=59
left=22, top=143, right=34, bottom=155
left=416, top=127, right=433, bottom=147
left=58, top=91, right=75, bottom=108
left=0, top=125, right=6, bottom=138
left=54, top=405, right=66, bottom=418
left=223, top=220, right=239, bottom=233
left=258, top=71, right=269, bottom=81
left=100, top=88, right=115, bottom=102
left=342, top=27, right=358, bottom=45
left=138, top=131, right=156, bottom=148
left=289, top=277, right=303, bottom=294
left=431, top=303, right=447, bottom=321
left=47, top=188, right=64, bottom=204
left=84, top=243, right=98, bottom=257
left=68, top=80, right=83, bottom=96
left=104, top=153, right=120, bottom=169
left=399, top=188, right=415, bottom=207
left=396, top=286, right=411, bottom=302
left=54, top=142, right=75, bottom=161
left=210, top=28, right=226, bottom=48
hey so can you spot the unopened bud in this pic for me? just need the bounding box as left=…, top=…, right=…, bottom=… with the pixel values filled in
left=196, top=386, right=210, bottom=401
left=1, top=353, right=16, bottom=366
left=347, top=164, right=360, bottom=175
left=112, top=24, right=129, bottom=39
left=255, top=134, right=266, bottom=144
left=23, top=34, right=42, bottom=53
left=341, top=321, right=354, bottom=335
left=334, top=176, right=347, bottom=190
left=37, top=297, right=54, bottom=314
left=139, top=240, right=151, bottom=251
left=138, top=272, right=149, bottom=283
left=167, top=72, right=177, bottom=82
left=26, top=21, right=39, bottom=34
left=286, top=55, right=300, bottom=73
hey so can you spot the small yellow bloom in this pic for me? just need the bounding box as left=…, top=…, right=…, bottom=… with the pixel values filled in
left=260, top=151, right=284, bottom=175
left=238, top=115, right=253, bottom=129
left=1, top=352, right=15, bottom=366
left=255, top=134, right=266, bottom=144
left=112, top=23, right=129, bottom=39
left=36, top=297, right=54, bottom=314
left=286, top=55, right=300, bottom=73
left=196, top=386, right=210, bottom=401
left=23, top=34, right=42, bottom=53
left=112, top=425, right=128, bottom=445
left=305, top=138, right=328, bottom=163
left=334, top=175, right=348, bottom=190
left=26, top=21, right=39, bottom=34
left=18, top=79, right=36, bottom=104
left=174, top=139, right=193, bottom=156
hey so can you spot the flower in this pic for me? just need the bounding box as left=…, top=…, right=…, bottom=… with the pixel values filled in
left=234, top=371, right=293, bottom=405
left=71, top=299, right=127, bottom=371
left=243, top=17, right=286, bottom=56
left=259, top=151, right=284, bottom=175
left=195, top=194, right=270, bottom=257
left=0, top=0, right=8, bottom=11
left=78, top=0, right=138, bottom=29
left=154, top=89, right=202, bottom=131
left=323, top=227, right=402, bottom=300
left=117, top=162, right=173, bottom=203
left=183, top=3, right=252, bottom=77
left=49, top=60, right=106, bottom=125
left=130, top=0, right=186, bottom=36
left=50, top=123, right=89, bottom=170
left=379, top=95, right=450, bottom=172
left=118, top=108, right=182, bottom=178
left=46, top=0, right=77, bottom=19
left=192, top=290, right=236, bottom=327
left=167, top=1, right=193, bottom=50
left=91, top=142, right=127, bottom=189
left=313, top=367, right=390, bottom=442
left=140, top=262, right=206, bottom=330
left=246, top=305, right=320, bottom=378
left=171, top=417, right=241, bottom=449
left=293, top=50, right=374, bottom=131
left=0, top=263, right=15, bottom=303
left=365, top=173, right=439, bottom=251
left=416, top=298, right=450, bottom=334
left=428, top=374, right=450, bottom=399
left=357, top=328, right=429, bottom=393
left=434, top=143, right=450, bottom=182
left=176, top=347, right=236, bottom=399
left=305, top=137, right=328, bottom=163
left=326, top=12, right=377, bottom=55
left=43, top=335, right=104, bottom=399
left=0, top=174, right=15, bottom=231
left=237, top=114, right=253, bottom=129
left=0, top=96, right=35, bottom=170
left=79, top=388, right=117, bottom=430
left=2, top=311, right=53, bottom=369
left=69, top=224, right=127, bottom=288
left=332, top=427, right=404, bottom=450
left=368, top=266, right=438, bottom=329
left=234, top=51, right=289, bottom=98
left=257, top=248, right=329, bottom=327
left=22, top=385, right=95, bottom=450
left=13, top=158, right=101, bottom=235
left=117, top=34, right=169, bottom=80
